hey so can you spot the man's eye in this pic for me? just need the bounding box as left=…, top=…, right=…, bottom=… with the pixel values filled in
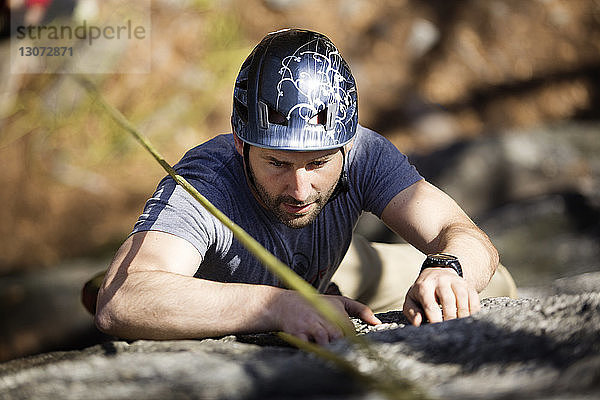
left=310, top=160, right=327, bottom=167
left=269, top=161, right=284, bottom=167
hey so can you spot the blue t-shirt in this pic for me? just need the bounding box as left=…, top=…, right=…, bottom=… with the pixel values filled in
left=131, top=125, right=422, bottom=292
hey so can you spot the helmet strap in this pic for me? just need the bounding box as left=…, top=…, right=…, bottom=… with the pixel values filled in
left=327, top=147, right=349, bottom=203
left=242, top=142, right=258, bottom=192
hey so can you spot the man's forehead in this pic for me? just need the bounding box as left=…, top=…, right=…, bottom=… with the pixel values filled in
left=256, top=146, right=339, bottom=161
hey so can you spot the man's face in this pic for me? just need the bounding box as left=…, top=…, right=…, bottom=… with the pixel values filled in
left=241, top=143, right=344, bottom=228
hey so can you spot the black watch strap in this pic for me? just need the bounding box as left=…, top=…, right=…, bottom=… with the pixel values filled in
left=420, top=253, right=463, bottom=277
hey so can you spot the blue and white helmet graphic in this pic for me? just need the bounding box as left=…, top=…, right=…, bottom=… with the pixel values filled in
left=232, top=29, right=358, bottom=150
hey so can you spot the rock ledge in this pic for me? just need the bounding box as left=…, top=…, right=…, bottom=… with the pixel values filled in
left=1, top=273, right=599, bottom=400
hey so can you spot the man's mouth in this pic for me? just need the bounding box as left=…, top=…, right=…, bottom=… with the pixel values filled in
left=281, top=202, right=314, bottom=215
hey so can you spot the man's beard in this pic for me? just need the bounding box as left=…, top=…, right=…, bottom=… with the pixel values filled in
left=248, top=166, right=338, bottom=229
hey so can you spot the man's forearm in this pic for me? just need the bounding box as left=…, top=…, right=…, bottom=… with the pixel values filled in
left=381, top=180, right=498, bottom=291
left=95, top=270, right=284, bottom=340
left=430, top=221, right=499, bottom=292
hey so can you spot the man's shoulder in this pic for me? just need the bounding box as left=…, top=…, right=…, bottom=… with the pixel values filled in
left=174, top=133, right=240, bottom=184
left=181, top=133, right=236, bottom=161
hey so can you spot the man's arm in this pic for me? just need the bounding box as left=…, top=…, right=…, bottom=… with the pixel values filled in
left=380, top=179, right=499, bottom=326
left=95, top=231, right=379, bottom=344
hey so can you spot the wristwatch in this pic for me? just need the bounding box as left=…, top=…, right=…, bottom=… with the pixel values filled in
left=420, top=253, right=463, bottom=277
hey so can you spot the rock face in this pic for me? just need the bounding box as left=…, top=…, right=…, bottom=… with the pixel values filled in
left=410, top=122, right=600, bottom=219
left=1, top=273, right=599, bottom=400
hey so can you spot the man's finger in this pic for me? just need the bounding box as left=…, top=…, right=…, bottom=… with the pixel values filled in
left=468, top=286, right=481, bottom=314
left=436, top=284, right=458, bottom=320
left=342, top=297, right=382, bottom=325
left=413, top=311, right=423, bottom=326
left=294, top=333, right=309, bottom=343
left=322, top=321, right=344, bottom=342
left=311, top=324, right=330, bottom=346
left=453, top=283, right=471, bottom=318
left=418, top=285, right=443, bottom=324
left=314, top=312, right=344, bottom=343
left=403, top=296, right=424, bottom=327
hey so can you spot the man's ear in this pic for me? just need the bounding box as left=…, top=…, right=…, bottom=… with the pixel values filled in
left=233, top=132, right=244, bottom=156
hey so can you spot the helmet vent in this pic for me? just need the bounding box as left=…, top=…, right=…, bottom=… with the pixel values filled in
left=235, top=79, right=248, bottom=90
left=234, top=98, right=248, bottom=123
left=257, top=101, right=289, bottom=127
left=307, top=104, right=337, bottom=131
left=258, top=101, right=269, bottom=129
left=325, top=102, right=338, bottom=132
left=268, top=106, right=287, bottom=126
left=308, top=108, right=327, bottom=126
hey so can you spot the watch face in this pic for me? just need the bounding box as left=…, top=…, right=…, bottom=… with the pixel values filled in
left=423, top=253, right=463, bottom=277
left=429, top=253, right=458, bottom=263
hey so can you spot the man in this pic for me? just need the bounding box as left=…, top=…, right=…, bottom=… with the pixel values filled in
left=95, top=29, right=514, bottom=345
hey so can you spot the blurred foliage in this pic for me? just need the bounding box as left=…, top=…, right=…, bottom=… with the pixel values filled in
left=0, top=0, right=599, bottom=271
left=0, top=0, right=251, bottom=270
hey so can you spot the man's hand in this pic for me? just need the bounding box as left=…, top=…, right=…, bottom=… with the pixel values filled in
left=272, top=291, right=381, bottom=345
left=403, top=268, right=480, bottom=327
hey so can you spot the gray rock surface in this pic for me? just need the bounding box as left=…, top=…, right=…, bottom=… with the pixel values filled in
left=410, top=122, right=600, bottom=219
left=478, top=193, right=600, bottom=286
left=518, top=270, right=600, bottom=299
left=1, top=273, right=599, bottom=400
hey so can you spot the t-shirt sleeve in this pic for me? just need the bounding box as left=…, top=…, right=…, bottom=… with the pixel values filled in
left=349, top=126, right=423, bottom=217
left=130, top=177, right=225, bottom=262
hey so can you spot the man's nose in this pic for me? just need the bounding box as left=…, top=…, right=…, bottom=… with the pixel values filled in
left=287, top=168, right=312, bottom=202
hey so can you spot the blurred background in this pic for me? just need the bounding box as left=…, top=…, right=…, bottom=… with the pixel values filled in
left=1, top=0, right=599, bottom=362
